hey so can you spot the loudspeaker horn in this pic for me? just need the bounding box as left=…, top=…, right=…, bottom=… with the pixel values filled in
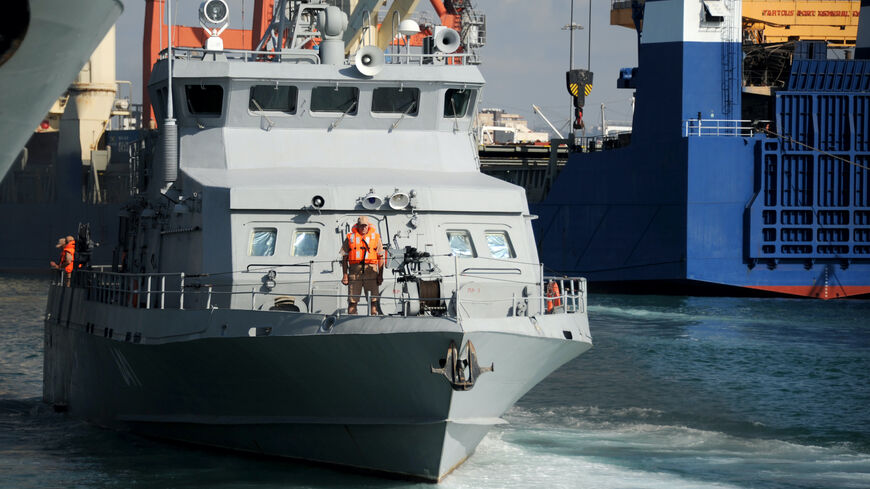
left=434, top=27, right=461, bottom=54
left=355, top=46, right=385, bottom=77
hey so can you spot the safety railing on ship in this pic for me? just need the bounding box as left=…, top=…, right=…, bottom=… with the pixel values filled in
left=64, top=257, right=586, bottom=318
left=543, top=276, right=587, bottom=315
left=161, top=47, right=473, bottom=66
left=684, top=119, right=772, bottom=137
left=68, top=269, right=207, bottom=311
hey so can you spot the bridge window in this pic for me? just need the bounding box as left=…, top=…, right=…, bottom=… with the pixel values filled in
left=444, top=88, right=474, bottom=118
left=702, top=0, right=726, bottom=22
left=372, top=87, right=420, bottom=115
left=249, top=85, right=298, bottom=114
left=447, top=230, right=476, bottom=257
left=248, top=228, right=276, bottom=256
left=185, top=84, right=224, bottom=117
left=311, top=86, right=358, bottom=114
left=291, top=230, right=320, bottom=257
left=485, top=231, right=516, bottom=259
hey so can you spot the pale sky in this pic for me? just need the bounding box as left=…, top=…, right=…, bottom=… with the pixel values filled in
left=115, top=0, right=638, bottom=135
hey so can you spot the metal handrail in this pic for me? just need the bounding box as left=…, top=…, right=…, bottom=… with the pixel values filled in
left=544, top=275, right=587, bottom=314
left=684, top=119, right=772, bottom=137
left=67, top=261, right=586, bottom=318
left=160, top=46, right=473, bottom=66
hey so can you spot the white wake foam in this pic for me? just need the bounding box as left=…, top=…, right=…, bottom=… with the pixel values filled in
left=438, top=407, right=870, bottom=489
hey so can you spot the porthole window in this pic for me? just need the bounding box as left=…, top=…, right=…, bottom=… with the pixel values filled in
left=447, top=230, right=476, bottom=257
left=444, top=88, right=474, bottom=118
left=249, top=85, right=298, bottom=113
left=248, top=228, right=276, bottom=256
left=485, top=231, right=516, bottom=259
left=291, top=230, right=320, bottom=257
left=372, top=87, right=420, bottom=115
left=185, top=84, right=224, bottom=117
left=311, top=86, right=358, bottom=114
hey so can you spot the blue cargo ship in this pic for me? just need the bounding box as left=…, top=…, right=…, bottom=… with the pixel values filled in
left=530, top=0, right=870, bottom=299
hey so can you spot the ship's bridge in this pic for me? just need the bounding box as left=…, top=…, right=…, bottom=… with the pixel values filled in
left=147, top=47, right=484, bottom=173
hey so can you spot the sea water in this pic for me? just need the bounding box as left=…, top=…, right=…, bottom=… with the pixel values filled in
left=1, top=274, right=868, bottom=488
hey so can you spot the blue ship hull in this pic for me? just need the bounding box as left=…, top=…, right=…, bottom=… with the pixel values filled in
left=533, top=130, right=870, bottom=299
left=531, top=4, right=870, bottom=298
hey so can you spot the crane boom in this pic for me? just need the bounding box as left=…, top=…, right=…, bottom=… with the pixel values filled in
left=532, top=105, right=565, bottom=139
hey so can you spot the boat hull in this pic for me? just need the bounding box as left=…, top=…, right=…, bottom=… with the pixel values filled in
left=523, top=2, right=870, bottom=300
left=43, top=284, right=591, bottom=480
left=532, top=135, right=870, bottom=300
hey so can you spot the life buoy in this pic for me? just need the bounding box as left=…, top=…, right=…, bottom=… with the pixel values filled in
left=546, top=281, right=561, bottom=313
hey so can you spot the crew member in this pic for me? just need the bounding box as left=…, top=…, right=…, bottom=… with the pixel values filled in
left=341, top=216, right=385, bottom=315
left=49, top=236, right=75, bottom=285
left=49, top=237, right=66, bottom=270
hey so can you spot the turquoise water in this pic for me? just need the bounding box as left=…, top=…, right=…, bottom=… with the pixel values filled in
left=1, top=274, right=869, bottom=488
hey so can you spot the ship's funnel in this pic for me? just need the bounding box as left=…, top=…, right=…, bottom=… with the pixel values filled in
left=857, top=1, right=870, bottom=59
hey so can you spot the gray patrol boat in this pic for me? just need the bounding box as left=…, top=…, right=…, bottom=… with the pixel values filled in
left=43, top=0, right=592, bottom=481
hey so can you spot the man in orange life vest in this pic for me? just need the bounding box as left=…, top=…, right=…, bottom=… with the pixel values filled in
left=340, top=216, right=385, bottom=315
left=49, top=235, right=75, bottom=285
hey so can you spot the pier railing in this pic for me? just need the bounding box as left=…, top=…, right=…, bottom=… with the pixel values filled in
left=62, top=258, right=586, bottom=319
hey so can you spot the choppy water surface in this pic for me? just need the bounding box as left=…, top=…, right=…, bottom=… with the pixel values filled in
left=1, top=274, right=868, bottom=488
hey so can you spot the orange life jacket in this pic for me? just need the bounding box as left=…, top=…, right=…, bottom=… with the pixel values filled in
left=546, top=281, right=561, bottom=313
left=346, top=226, right=382, bottom=265
left=62, top=240, right=76, bottom=274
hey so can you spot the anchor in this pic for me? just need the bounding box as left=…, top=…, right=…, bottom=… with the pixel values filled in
left=430, top=340, right=494, bottom=391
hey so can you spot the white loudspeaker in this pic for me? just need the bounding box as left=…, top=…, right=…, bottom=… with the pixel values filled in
left=355, top=46, right=386, bottom=77
left=434, top=27, right=461, bottom=54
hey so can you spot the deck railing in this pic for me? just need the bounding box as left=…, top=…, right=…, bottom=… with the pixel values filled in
left=62, top=258, right=586, bottom=319
left=162, top=47, right=474, bottom=66
left=684, top=119, right=772, bottom=137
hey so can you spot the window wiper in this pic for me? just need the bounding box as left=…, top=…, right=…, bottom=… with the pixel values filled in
left=450, top=95, right=460, bottom=133
left=329, top=100, right=357, bottom=130
left=390, top=101, right=417, bottom=130
left=250, top=98, right=274, bottom=131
